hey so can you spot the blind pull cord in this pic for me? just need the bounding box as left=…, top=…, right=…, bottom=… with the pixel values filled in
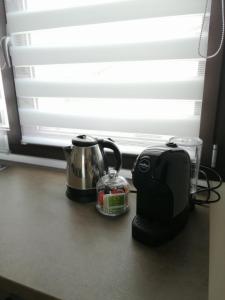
left=0, top=36, right=12, bottom=70
left=198, top=0, right=225, bottom=59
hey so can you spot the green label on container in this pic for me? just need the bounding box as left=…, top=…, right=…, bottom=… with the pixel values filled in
left=103, top=193, right=127, bottom=214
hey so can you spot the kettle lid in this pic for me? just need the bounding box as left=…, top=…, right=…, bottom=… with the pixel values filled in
left=72, top=135, right=98, bottom=147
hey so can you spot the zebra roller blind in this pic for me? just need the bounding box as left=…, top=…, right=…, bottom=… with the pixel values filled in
left=5, top=0, right=211, bottom=152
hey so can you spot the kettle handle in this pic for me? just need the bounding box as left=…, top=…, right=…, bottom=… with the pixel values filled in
left=98, top=139, right=122, bottom=171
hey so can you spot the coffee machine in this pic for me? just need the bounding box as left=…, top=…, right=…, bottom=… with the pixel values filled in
left=132, top=143, right=191, bottom=246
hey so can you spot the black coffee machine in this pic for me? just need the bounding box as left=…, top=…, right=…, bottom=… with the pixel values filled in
left=132, top=143, right=191, bottom=246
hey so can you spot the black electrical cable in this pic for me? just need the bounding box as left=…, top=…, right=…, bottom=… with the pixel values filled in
left=197, top=165, right=222, bottom=190
left=195, top=169, right=211, bottom=202
left=191, top=165, right=222, bottom=206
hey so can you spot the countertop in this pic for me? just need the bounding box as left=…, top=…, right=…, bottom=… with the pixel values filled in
left=0, top=165, right=209, bottom=300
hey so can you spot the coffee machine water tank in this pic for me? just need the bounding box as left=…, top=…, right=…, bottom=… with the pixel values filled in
left=132, top=143, right=191, bottom=246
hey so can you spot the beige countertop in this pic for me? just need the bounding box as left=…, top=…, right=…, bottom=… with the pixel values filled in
left=0, top=165, right=209, bottom=300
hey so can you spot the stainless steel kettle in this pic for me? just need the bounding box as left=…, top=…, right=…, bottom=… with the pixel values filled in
left=64, top=135, right=122, bottom=202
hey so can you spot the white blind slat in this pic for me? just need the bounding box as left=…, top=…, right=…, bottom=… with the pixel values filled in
left=14, top=59, right=203, bottom=82
left=7, top=0, right=205, bottom=33
left=19, top=109, right=200, bottom=137
left=21, top=125, right=173, bottom=150
left=10, top=37, right=205, bottom=66
left=11, top=14, right=204, bottom=48
left=15, top=78, right=204, bottom=100
left=18, top=98, right=200, bottom=117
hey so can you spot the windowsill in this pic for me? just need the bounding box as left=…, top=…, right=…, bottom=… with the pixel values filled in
left=0, top=152, right=133, bottom=179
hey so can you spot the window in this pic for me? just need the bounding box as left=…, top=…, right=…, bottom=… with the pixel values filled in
left=4, top=0, right=211, bottom=154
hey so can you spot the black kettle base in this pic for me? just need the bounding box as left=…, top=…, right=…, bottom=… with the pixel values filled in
left=132, top=207, right=189, bottom=246
left=66, top=186, right=97, bottom=203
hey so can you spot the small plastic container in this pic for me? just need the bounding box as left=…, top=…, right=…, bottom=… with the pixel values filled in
left=96, top=169, right=129, bottom=217
left=169, top=137, right=203, bottom=194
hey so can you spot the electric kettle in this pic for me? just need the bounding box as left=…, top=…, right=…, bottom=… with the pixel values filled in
left=64, top=135, right=122, bottom=202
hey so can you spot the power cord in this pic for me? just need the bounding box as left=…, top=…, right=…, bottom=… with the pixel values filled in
left=191, top=165, right=222, bottom=206
left=198, top=0, right=225, bottom=59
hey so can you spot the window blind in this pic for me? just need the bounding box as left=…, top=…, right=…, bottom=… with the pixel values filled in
left=5, top=0, right=211, bottom=152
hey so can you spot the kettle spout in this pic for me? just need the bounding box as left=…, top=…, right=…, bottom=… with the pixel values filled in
left=63, top=146, right=72, bottom=162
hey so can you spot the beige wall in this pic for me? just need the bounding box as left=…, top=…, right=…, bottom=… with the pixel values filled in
left=209, top=184, right=225, bottom=300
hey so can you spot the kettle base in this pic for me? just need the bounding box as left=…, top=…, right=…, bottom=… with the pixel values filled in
left=132, top=207, right=189, bottom=246
left=66, top=186, right=97, bottom=203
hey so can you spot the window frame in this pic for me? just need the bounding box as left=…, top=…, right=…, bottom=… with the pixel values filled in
left=199, top=0, right=225, bottom=170
left=1, top=0, right=223, bottom=172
